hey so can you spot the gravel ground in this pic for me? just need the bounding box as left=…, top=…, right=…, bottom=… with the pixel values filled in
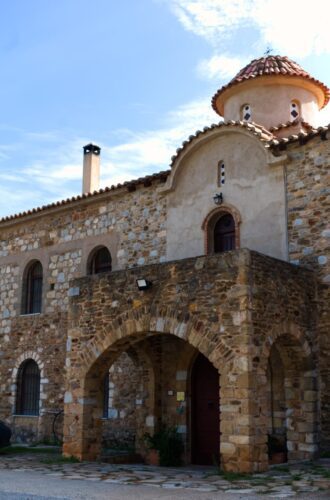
left=0, top=449, right=329, bottom=499
left=0, top=469, right=275, bottom=500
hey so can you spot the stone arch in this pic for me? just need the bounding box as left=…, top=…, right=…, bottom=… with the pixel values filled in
left=256, top=322, right=317, bottom=467
left=78, top=306, right=235, bottom=379
left=10, top=351, right=46, bottom=415
left=201, top=204, right=242, bottom=254
left=63, top=307, right=235, bottom=463
left=259, top=321, right=313, bottom=373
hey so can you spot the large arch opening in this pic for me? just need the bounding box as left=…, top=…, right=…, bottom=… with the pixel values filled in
left=65, top=332, right=221, bottom=465
left=264, top=333, right=318, bottom=464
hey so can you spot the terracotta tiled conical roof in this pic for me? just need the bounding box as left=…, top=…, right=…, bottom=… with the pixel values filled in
left=212, top=55, right=330, bottom=114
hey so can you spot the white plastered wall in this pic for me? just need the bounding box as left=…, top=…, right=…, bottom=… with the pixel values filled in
left=164, top=130, right=288, bottom=262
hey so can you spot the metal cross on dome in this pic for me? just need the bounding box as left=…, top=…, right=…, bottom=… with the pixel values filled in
left=265, top=46, right=273, bottom=56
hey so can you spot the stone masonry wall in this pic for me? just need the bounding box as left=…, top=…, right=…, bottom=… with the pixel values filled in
left=102, top=352, right=143, bottom=451
left=0, top=178, right=167, bottom=442
left=63, top=250, right=316, bottom=472
left=0, top=312, right=67, bottom=443
left=286, top=136, right=330, bottom=449
left=249, top=251, right=318, bottom=463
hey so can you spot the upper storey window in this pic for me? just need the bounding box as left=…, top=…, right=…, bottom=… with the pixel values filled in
left=290, top=100, right=300, bottom=120
left=214, top=214, right=236, bottom=253
left=22, top=261, right=43, bottom=314
left=88, top=246, right=112, bottom=274
left=241, top=104, right=252, bottom=122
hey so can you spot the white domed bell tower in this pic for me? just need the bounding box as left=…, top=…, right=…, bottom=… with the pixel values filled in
left=212, top=55, right=330, bottom=137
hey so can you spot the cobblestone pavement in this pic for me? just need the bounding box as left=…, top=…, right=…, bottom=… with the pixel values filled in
left=0, top=451, right=329, bottom=498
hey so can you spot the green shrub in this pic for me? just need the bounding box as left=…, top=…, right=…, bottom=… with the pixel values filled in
left=144, top=425, right=184, bottom=466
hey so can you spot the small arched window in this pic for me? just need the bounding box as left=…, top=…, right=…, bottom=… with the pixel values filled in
left=290, top=100, right=300, bottom=120
left=22, top=261, right=43, bottom=314
left=242, top=104, right=252, bottom=122
left=88, top=246, right=112, bottom=275
left=214, top=213, right=236, bottom=253
left=16, top=359, right=40, bottom=416
left=218, top=161, right=225, bottom=186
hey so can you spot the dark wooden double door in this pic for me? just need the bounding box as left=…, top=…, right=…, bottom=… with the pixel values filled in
left=191, top=353, right=220, bottom=465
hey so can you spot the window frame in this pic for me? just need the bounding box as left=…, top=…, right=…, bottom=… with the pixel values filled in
left=87, top=246, right=112, bottom=275
left=15, top=359, right=40, bottom=416
left=241, top=103, right=252, bottom=122
left=290, top=100, right=300, bottom=120
left=21, top=260, right=43, bottom=315
left=202, top=205, right=241, bottom=255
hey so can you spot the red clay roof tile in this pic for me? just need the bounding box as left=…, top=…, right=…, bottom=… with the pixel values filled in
left=0, top=170, right=170, bottom=224
left=212, top=55, right=330, bottom=114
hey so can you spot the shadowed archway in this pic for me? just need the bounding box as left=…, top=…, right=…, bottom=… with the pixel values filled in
left=63, top=327, right=223, bottom=464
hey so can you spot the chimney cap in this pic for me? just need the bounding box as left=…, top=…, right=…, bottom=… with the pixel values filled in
left=83, top=143, right=101, bottom=155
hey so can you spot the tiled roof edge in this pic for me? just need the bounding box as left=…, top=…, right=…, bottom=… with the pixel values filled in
left=269, top=123, right=330, bottom=149
left=269, top=118, right=316, bottom=133
left=1, top=122, right=329, bottom=225
left=0, top=170, right=170, bottom=225
left=211, top=55, right=330, bottom=114
left=170, top=120, right=274, bottom=167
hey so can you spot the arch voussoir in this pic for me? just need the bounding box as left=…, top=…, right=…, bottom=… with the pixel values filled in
left=259, top=321, right=313, bottom=373
left=73, top=305, right=236, bottom=379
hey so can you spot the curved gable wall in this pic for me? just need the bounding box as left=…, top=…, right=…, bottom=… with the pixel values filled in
left=166, top=130, right=287, bottom=261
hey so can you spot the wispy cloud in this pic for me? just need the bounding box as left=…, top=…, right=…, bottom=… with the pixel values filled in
left=197, top=54, right=247, bottom=80
left=102, top=98, right=217, bottom=185
left=0, top=99, right=218, bottom=217
left=168, top=0, right=330, bottom=57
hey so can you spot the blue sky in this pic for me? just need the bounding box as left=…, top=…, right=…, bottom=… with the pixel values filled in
left=0, top=0, right=329, bottom=217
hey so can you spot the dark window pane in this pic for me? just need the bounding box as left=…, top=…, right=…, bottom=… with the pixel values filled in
left=90, top=247, right=112, bottom=274
left=23, top=261, right=43, bottom=314
left=214, top=214, right=235, bottom=253
left=16, top=360, right=40, bottom=416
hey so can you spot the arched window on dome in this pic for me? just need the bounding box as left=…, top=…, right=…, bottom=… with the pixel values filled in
left=214, top=213, right=236, bottom=253
left=290, top=100, right=300, bottom=120
left=241, top=104, right=252, bottom=122
left=88, top=246, right=112, bottom=275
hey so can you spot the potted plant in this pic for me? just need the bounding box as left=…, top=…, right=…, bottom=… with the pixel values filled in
left=268, top=434, right=287, bottom=464
left=144, top=425, right=184, bottom=466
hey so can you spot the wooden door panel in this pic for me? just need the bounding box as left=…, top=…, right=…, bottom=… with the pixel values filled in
left=192, top=353, right=220, bottom=465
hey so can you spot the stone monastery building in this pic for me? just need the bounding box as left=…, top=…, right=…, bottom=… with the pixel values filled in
left=0, top=55, right=329, bottom=473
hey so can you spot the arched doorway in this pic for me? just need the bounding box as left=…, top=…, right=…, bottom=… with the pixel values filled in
left=191, top=353, right=220, bottom=465
left=214, top=213, right=235, bottom=253
left=67, top=333, right=209, bottom=463
left=264, top=333, right=318, bottom=464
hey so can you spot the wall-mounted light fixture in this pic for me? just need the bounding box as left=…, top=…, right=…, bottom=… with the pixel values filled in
left=213, top=192, right=223, bottom=205
left=136, top=278, right=152, bottom=291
